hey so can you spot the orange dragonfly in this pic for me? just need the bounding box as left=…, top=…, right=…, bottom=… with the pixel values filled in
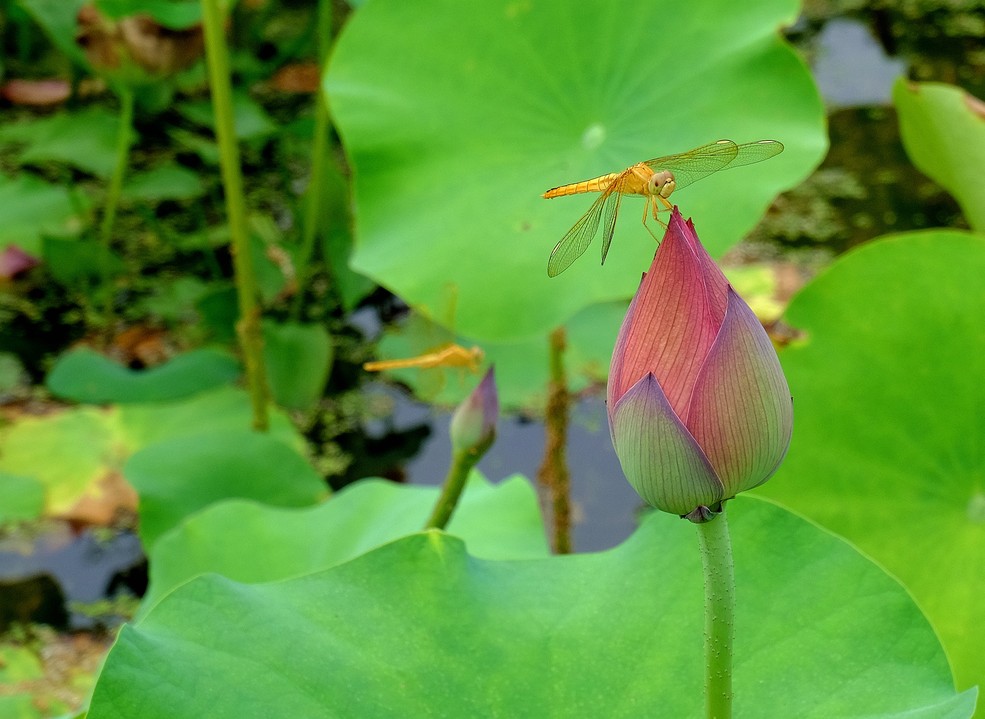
left=363, top=287, right=484, bottom=402
left=363, top=341, right=484, bottom=404
left=542, top=139, right=784, bottom=277
left=363, top=343, right=483, bottom=373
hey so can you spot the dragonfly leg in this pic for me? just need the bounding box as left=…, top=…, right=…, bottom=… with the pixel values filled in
left=642, top=198, right=668, bottom=241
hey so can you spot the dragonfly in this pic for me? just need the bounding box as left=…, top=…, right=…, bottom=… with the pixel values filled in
left=362, top=285, right=484, bottom=403
left=363, top=341, right=483, bottom=404
left=542, top=139, right=784, bottom=277
left=363, top=343, right=483, bottom=373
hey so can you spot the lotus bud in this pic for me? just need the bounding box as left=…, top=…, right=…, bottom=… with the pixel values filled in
left=607, top=209, right=793, bottom=521
left=450, top=368, right=498, bottom=456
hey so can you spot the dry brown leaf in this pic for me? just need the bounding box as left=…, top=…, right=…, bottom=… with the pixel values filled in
left=269, top=63, right=321, bottom=94
left=76, top=4, right=203, bottom=77
left=55, top=471, right=138, bottom=528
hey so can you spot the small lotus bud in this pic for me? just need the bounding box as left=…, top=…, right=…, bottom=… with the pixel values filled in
left=450, top=368, right=498, bottom=455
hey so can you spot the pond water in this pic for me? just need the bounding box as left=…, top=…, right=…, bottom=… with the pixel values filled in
left=0, top=526, right=144, bottom=630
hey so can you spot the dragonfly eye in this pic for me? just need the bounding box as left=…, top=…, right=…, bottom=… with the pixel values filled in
left=648, top=170, right=675, bottom=197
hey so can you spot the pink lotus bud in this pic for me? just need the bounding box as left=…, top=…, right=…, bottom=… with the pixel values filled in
left=607, top=209, right=792, bottom=520
left=450, top=368, right=498, bottom=455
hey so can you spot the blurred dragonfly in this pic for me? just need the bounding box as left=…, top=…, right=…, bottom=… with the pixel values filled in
left=363, top=343, right=483, bottom=374
left=363, top=286, right=484, bottom=403
left=542, top=139, right=784, bottom=277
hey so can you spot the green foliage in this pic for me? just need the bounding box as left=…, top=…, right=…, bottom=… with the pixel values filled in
left=0, top=354, right=28, bottom=395
left=246, top=216, right=292, bottom=302
left=16, top=0, right=90, bottom=68
left=45, top=347, right=240, bottom=403
left=760, top=230, right=985, bottom=699
left=316, top=148, right=375, bottom=311
left=140, top=474, right=548, bottom=614
left=0, top=636, right=97, bottom=718
left=135, top=277, right=212, bottom=323
left=325, top=0, right=826, bottom=343
left=261, top=320, right=333, bottom=411
left=0, top=695, right=44, bottom=719
left=0, top=407, right=118, bottom=517
left=0, top=107, right=124, bottom=178
left=0, top=647, right=42, bottom=683
left=0, top=175, right=83, bottom=255
left=42, top=236, right=124, bottom=284
left=177, top=93, right=278, bottom=141
left=168, top=125, right=221, bottom=164
left=120, top=163, right=206, bottom=203
left=894, top=78, right=985, bottom=231
left=0, top=387, right=303, bottom=519
left=117, top=386, right=303, bottom=449
left=0, top=473, right=45, bottom=522
left=125, top=428, right=327, bottom=549
left=95, top=0, right=201, bottom=29
left=88, top=497, right=976, bottom=718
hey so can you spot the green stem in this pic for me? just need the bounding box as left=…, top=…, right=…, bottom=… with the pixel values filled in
left=536, top=327, right=572, bottom=553
left=291, top=91, right=331, bottom=319
left=291, top=0, right=334, bottom=320
left=424, top=441, right=489, bottom=530
left=201, top=0, right=269, bottom=431
left=695, top=508, right=735, bottom=719
left=99, top=86, right=135, bottom=327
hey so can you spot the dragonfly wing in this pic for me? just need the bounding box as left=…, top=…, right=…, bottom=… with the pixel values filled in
left=719, top=139, right=784, bottom=169
left=547, top=178, right=624, bottom=277
left=646, top=139, right=784, bottom=193
left=644, top=140, right=738, bottom=192
left=599, top=177, right=625, bottom=266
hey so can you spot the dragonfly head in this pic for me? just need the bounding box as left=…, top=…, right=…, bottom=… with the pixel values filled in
left=647, top=170, right=676, bottom=199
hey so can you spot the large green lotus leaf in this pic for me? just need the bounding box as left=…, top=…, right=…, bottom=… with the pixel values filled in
left=372, top=300, right=625, bottom=409
left=140, top=474, right=548, bottom=614
left=88, top=496, right=975, bottom=718
left=325, top=0, right=825, bottom=343
left=45, top=348, right=240, bottom=404
left=125, top=429, right=327, bottom=549
left=894, top=79, right=985, bottom=231
left=0, top=388, right=302, bottom=520
left=759, top=230, right=985, bottom=703
left=0, top=175, right=84, bottom=254
left=116, top=386, right=302, bottom=450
